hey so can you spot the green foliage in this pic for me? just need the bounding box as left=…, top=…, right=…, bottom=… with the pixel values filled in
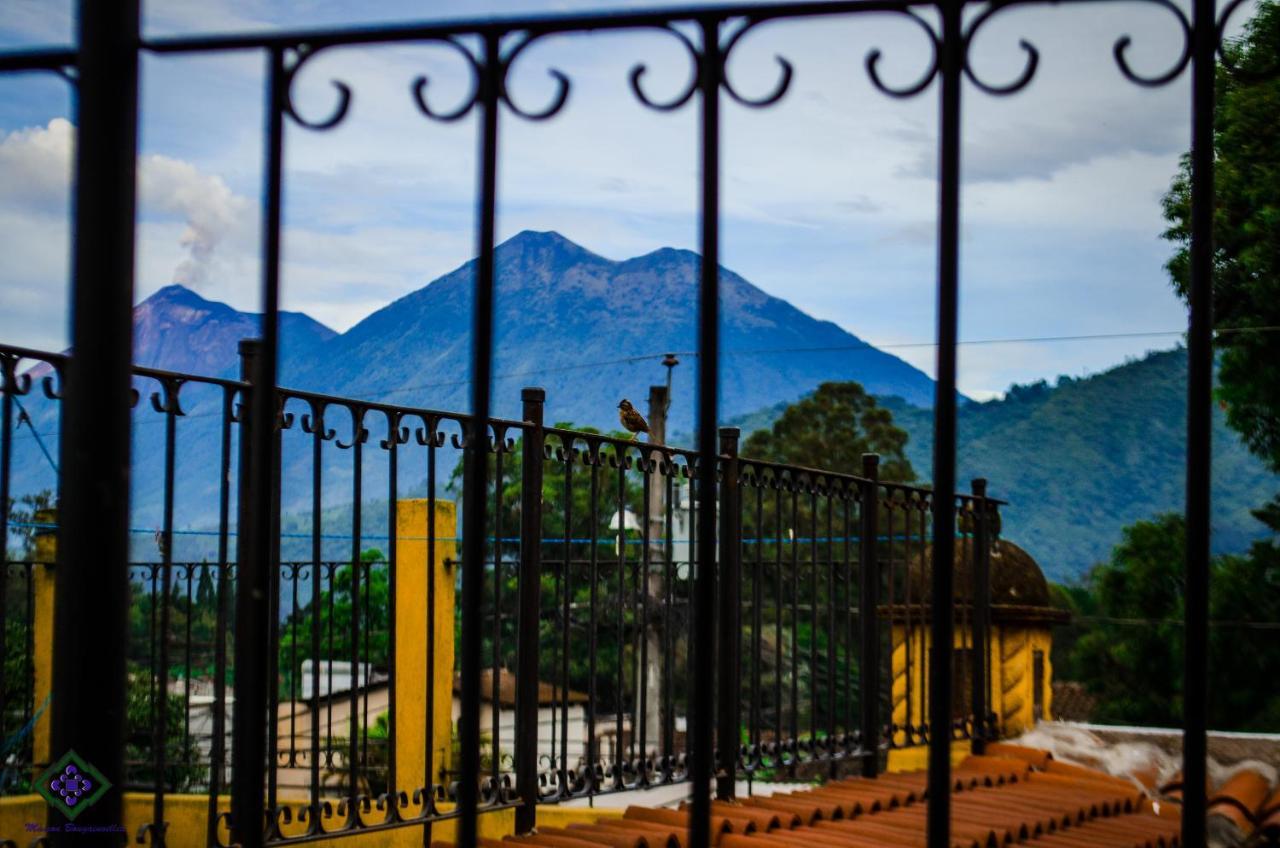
left=277, top=548, right=390, bottom=699
left=5, top=489, right=53, bottom=562
left=128, top=562, right=227, bottom=681
left=1162, top=2, right=1280, bottom=496
left=875, top=350, right=1274, bottom=580
left=125, top=670, right=206, bottom=791
left=742, top=382, right=915, bottom=483
left=1054, top=514, right=1280, bottom=730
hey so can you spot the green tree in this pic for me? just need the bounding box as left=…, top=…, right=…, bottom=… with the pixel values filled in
left=1162, top=1, right=1280, bottom=524
left=125, top=671, right=206, bottom=791
left=1065, top=514, right=1280, bottom=730
left=742, top=382, right=915, bottom=482
left=277, top=548, right=390, bottom=700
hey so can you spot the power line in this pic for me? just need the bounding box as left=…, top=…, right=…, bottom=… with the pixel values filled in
left=9, top=323, right=1279, bottom=441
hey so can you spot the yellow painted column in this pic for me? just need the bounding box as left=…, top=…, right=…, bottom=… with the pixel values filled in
left=393, top=499, right=456, bottom=810
left=31, top=507, right=57, bottom=770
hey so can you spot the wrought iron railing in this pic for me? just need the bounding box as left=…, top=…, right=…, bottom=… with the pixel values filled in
left=1, top=342, right=999, bottom=844
left=2, top=0, right=1266, bottom=844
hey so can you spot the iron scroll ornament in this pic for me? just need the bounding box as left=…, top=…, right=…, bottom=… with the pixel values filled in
left=959, top=0, right=1194, bottom=95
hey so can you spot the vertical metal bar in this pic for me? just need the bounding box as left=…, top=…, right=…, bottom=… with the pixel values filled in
left=458, top=30, right=502, bottom=848
left=233, top=336, right=269, bottom=848
left=266, top=419, right=283, bottom=823
left=689, top=16, right=722, bottom=848
left=929, top=3, right=963, bottom=843
left=969, top=480, right=989, bottom=755
left=826, top=493, right=835, bottom=775
left=560, top=450, right=573, bottom=794
left=347, top=416, right=364, bottom=816
left=231, top=42, right=287, bottom=848
left=387, top=414, right=400, bottom=817
left=1184, top=0, right=1215, bottom=843
left=50, top=2, right=138, bottom=839
left=859, top=455, right=880, bottom=777
left=424, top=427, right=438, bottom=843
left=152, top=388, right=179, bottom=846
left=515, top=388, right=545, bottom=834
left=0, top=363, right=13, bottom=755
left=309, top=407, right=324, bottom=829
left=587, top=453, right=600, bottom=794
left=492, top=439, right=505, bottom=789
left=207, top=387, right=236, bottom=847
left=615, top=451, right=626, bottom=788
left=715, top=427, right=740, bottom=800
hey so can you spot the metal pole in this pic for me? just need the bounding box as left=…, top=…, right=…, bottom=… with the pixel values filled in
left=716, top=427, right=741, bottom=800
left=689, top=15, right=722, bottom=848
left=858, top=454, right=880, bottom=778
left=50, top=1, right=138, bottom=842
left=928, top=3, right=963, bottom=845
left=514, top=387, right=545, bottom=834
left=969, top=479, right=990, bottom=755
left=458, top=31, right=502, bottom=848
left=1183, top=0, right=1215, bottom=843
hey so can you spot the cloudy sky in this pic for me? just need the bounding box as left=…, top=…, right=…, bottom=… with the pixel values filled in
left=0, top=0, right=1230, bottom=399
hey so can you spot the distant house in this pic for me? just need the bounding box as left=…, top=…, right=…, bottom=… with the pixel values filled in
left=262, top=662, right=589, bottom=797
left=450, top=668, right=590, bottom=774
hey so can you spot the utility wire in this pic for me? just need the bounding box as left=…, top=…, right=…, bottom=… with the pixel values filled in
left=8, top=323, right=1280, bottom=442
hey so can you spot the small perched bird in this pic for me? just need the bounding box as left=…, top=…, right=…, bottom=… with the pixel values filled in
left=617, top=399, right=650, bottom=441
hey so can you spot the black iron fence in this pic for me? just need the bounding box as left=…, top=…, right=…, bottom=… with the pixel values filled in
left=0, top=0, right=1259, bottom=844
left=0, top=342, right=999, bottom=844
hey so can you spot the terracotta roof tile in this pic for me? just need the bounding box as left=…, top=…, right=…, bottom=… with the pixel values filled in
left=492, top=746, right=1184, bottom=848
left=1208, top=768, right=1271, bottom=822
left=985, top=743, right=1054, bottom=768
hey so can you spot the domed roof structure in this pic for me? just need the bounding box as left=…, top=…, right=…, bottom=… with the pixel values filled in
left=896, top=539, right=1069, bottom=624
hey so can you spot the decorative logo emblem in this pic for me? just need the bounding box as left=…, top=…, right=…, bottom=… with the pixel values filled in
left=36, top=750, right=111, bottom=820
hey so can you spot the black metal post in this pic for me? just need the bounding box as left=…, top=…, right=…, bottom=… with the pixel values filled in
left=1183, top=0, right=1215, bottom=843
left=459, top=31, right=502, bottom=848
left=50, top=2, right=138, bottom=843
left=716, top=427, right=741, bottom=800
left=858, top=454, right=880, bottom=778
left=969, top=479, right=990, bottom=755
left=232, top=337, right=269, bottom=848
left=929, top=3, right=963, bottom=845
left=689, top=16, right=722, bottom=848
left=514, top=387, right=546, bottom=834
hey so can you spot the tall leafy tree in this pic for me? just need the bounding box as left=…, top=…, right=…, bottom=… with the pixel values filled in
left=742, top=382, right=916, bottom=482
left=1162, top=1, right=1280, bottom=525
left=1064, top=514, right=1280, bottom=730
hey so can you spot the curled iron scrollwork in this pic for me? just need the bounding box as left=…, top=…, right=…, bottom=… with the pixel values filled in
left=282, top=42, right=354, bottom=131
left=499, top=32, right=572, bottom=120
left=628, top=24, right=702, bottom=112
left=410, top=36, right=483, bottom=122
left=720, top=17, right=794, bottom=108
left=866, top=9, right=941, bottom=99
left=961, top=2, right=1040, bottom=95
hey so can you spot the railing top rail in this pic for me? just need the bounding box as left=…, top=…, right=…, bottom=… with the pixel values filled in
left=136, top=0, right=932, bottom=55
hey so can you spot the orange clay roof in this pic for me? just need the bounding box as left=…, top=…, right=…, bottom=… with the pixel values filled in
left=436, top=745, right=1203, bottom=848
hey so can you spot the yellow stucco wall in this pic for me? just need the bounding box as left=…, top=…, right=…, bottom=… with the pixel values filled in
left=891, top=620, right=1052, bottom=743
left=395, top=498, right=458, bottom=796
left=32, top=509, right=56, bottom=770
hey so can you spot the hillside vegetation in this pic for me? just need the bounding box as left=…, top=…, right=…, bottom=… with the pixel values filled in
left=731, top=347, right=1277, bottom=580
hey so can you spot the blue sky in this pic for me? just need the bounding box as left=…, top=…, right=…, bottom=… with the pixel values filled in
left=0, top=0, right=1222, bottom=399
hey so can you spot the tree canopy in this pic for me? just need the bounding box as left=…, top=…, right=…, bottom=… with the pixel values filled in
left=1162, top=0, right=1280, bottom=523
left=742, top=382, right=916, bottom=483
left=1054, top=514, right=1280, bottom=730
